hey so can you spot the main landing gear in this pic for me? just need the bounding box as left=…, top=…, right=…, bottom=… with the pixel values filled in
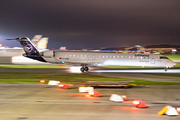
left=80, top=65, right=89, bottom=73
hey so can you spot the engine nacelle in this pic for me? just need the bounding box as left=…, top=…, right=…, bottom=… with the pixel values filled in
left=40, top=50, right=54, bottom=58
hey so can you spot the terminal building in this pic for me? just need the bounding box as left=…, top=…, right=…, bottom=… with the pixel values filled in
left=100, top=44, right=180, bottom=54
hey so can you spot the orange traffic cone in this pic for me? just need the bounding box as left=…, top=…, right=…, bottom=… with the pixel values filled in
left=89, top=91, right=102, bottom=97
left=138, top=100, right=147, bottom=108
left=94, top=91, right=102, bottom=97
left=62, top=84, right=70, bottom=89
left=132, top=99, right=147, bottom=108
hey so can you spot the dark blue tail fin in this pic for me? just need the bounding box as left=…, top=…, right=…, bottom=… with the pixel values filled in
left=7, top=37, right=40, bottom=56
left=7, top=37, right=46, bottom=62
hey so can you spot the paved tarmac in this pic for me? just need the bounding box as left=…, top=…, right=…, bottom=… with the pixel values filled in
left=0, top=68, right=180, bottom=119
left=91, top=72, right=180, bottom=83
left=0, top=84, right=180, bottom=120
left=0, top=68, right=69, bottom=73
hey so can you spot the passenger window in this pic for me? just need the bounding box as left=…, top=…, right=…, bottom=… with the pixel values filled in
left=113, top=56, right=115, bottom=58
left=69, top=55, right=71, bottom=57
left=117, top=56, right=119, bottom=58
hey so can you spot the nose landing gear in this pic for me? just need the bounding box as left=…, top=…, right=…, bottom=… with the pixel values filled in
left=164, top=66, right=169, bottom=71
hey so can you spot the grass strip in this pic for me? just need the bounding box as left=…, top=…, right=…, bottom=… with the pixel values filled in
left=146, top=73, right=180, bottom=77
left=1, top=64, right=179, bottom=69
left=0, top=65, right=67, bottom=69
left=0, top=73, right=179, bottom=85
left=165, top=54, right=180, bottom=60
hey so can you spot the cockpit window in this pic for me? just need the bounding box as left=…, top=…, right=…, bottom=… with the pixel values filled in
left=160, top=56, right=168, bottom=59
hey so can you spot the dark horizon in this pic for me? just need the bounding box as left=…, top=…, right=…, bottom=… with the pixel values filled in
left=0, top=0, right=180, bottom=50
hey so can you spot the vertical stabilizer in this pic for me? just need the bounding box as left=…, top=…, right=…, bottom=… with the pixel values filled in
left=31, top=35, right=42, bottom=48
left=7, top=37, right=40, bottom=56
left=37, top=37, right=48, bottom=50
left=7, top=37, right=46, bottom=62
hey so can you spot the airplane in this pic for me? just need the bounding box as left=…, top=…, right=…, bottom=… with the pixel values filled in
left=7, top=37, right=176, bottom=72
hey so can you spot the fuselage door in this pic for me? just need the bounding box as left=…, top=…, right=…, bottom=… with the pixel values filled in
left=53, top=51, right=55, bottom=57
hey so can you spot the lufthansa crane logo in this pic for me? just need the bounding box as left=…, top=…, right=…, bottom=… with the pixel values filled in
left=25, top=44, right=33, bottom=52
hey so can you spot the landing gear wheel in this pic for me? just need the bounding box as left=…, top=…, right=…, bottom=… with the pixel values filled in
left=164, top=67, right=168, bottom=71
left=80, top=67, right=85, bottom=72
left=84, top=67, right=89, bottom=72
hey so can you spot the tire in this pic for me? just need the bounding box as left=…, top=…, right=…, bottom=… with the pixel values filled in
left=84, top=67, right=89, bottom=71
left=80, top=67, right=85, bottom=72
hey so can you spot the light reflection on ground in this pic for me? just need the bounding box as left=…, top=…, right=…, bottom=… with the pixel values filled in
left=91, top=69, right=180, bottom=73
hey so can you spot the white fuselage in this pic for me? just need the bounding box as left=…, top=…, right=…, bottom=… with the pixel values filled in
left=41, top=50, right=176, bottom=68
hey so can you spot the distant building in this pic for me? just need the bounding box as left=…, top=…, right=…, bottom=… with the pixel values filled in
left=141, top=45, right=180, bottom=53
left=59, top=47, right=66, bottom=51
left=98, top=44, right=180, bottom=53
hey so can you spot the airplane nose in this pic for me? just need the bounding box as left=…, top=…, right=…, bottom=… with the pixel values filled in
left=172, top=62, right=176, bottom=66
left=170, top=60, right=176, bottom=67
left=168, top=60, right=176, bottom=67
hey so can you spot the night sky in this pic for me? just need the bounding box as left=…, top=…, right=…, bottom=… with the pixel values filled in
left=0, top=0, right=180, bottom=49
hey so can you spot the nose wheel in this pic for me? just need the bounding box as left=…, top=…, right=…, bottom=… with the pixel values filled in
left=80, top=66, right=89, bottom=72
left=164, top=66, right=169, bottom=71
